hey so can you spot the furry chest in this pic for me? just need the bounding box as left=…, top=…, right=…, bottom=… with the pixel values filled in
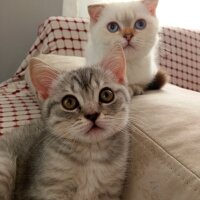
left=126, top=60, right=157, bottom=85
left=74, top=162, right=114, bottom=200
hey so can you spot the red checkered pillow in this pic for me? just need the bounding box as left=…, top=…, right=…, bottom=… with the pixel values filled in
left=159, top=27, right=200, bottom=92
left=16, top=16, right=89, bottom=80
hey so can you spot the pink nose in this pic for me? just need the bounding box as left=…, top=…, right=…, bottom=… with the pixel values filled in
left=123, top=34, right=133, bottom=41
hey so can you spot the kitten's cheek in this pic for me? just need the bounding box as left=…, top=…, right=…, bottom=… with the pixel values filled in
left=84, top=123, right=93, bottom=133
left=96, top=119, right=113, bottom=134
left=95, top=115, right=107, bottom=128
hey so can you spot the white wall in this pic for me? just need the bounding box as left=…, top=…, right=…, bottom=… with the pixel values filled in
left=62, top=0, right=89, bottom=18
left=0, top=0, right=63, bottom=82
left=62, top=0, right=77, bottom=17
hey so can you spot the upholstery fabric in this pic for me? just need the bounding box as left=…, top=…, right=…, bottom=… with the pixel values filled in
left=159, top=28, right=200, bottom=92
left=123, top=84, right=200, bottom=200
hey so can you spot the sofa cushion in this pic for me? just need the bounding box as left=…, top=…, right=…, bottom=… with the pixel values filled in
left=123, top=84, right=200, bottom=200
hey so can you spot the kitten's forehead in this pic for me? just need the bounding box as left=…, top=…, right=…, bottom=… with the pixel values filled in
left=56, top=67, right=112, bottom=96
left=103, top=1, right=149, bottom=24
left=116, top=12, right=134, bottom=27
left=69, top=68, right=103, bottom=92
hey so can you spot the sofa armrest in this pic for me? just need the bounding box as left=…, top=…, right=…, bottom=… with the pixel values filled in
left=123, top=84, right=200, bottom=199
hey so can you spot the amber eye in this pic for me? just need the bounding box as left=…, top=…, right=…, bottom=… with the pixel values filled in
left=99, top=88, right=114, bottom=103
left=62, top=95, right=79, bottom=110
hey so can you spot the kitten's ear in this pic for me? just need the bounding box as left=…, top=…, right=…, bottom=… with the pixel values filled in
left=29, top=58, right=59, bottom=100
left=88, top=4, right=104, bottom=23
left=142, top=0, right=159, bottom=16
left=101, top=44, right=127, bottom=84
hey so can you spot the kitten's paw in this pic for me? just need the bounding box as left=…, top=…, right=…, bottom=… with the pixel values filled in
left=128, top=84, right=144, bottom=97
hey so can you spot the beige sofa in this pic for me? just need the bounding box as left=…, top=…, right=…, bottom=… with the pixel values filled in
left=124, top=84, right=200, bottom=199
left=1, top=16, right=200, bottom=199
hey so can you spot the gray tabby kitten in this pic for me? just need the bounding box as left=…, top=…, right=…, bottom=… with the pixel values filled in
left=0, top=45, right=130, bottom=200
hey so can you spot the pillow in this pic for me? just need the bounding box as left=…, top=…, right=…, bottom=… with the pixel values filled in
left=25, top=54, right=86, bottom=103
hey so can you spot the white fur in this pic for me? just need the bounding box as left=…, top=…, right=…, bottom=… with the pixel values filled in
left=85, top=0, right=159, bottom=86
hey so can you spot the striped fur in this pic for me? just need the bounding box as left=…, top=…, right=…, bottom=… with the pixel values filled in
left=0, top=65, right=130, bottom=200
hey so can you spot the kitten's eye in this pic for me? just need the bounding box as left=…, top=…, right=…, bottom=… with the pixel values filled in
left=99, top=88, right=114, bottom=103
left=62, top=95, right=79, bottom=110
left=134, top=19, right=146, bottom=30
left=107, top=22, right=120, bottom=33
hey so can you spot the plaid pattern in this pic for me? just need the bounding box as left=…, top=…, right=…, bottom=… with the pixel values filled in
left=0, top=16, right=200, bottom=134
left=160, top=27, right=200, bottom=92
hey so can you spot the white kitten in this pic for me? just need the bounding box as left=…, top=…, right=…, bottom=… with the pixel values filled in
left=85, top=0, right=167, bottom=95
